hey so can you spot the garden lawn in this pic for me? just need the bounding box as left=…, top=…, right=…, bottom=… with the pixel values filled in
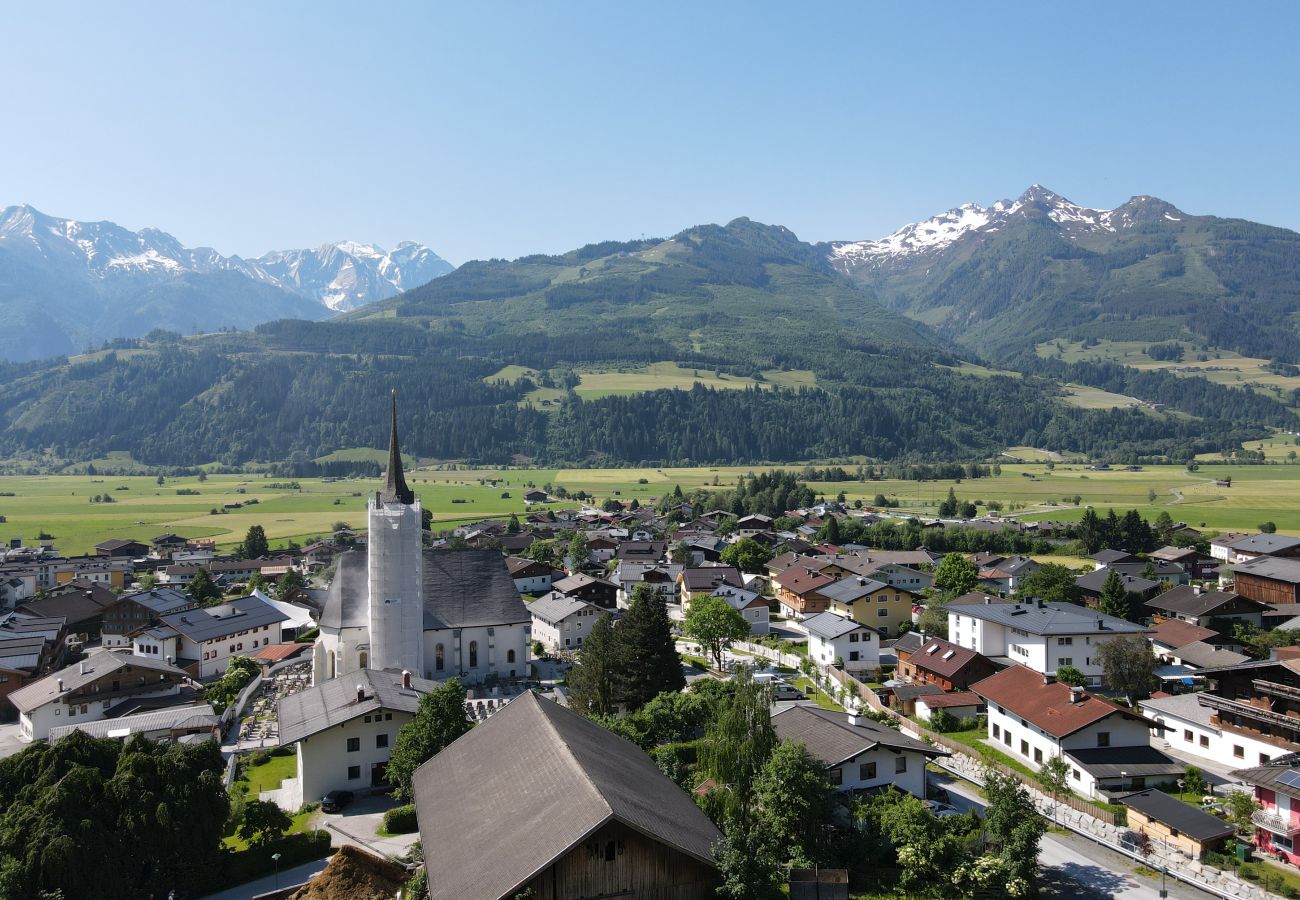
left=793, top=677, right=844, bottom=712
left=222, top=809, right=315, bottom=851
left=239, top=753, right=297, bottom=796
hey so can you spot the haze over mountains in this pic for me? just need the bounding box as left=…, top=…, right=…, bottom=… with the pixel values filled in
left=0, top=204, right=452, bottom=361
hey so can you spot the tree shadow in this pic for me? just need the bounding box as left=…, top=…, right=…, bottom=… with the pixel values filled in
left=1041, top=860, right=1139, bottom=898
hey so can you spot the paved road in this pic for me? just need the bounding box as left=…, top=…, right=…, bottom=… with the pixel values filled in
left=199, top=856, right=331, bottom=900
left=937, top=773, right=1217, bottom=899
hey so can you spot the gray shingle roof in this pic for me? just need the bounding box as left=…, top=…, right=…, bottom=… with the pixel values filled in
left=277, top=668, right=439, bottom=745
left=1118, top=789, right=1236, bottom=842
left=528, top=592, right=599, bottom=625
left=1227, top=534, right=1300, bottom=555
left=955, top=600, right=1147, bottom=636
left=820, top=577, right=889, bottom=605
left=1171, top=641, right=1251, bottom=669
left=1140, top=692, right=1215, bottom=728
left=1145, top=585, right=1265, bottom=618
left=412, top=691, right=721, bottom=900
left=8, top=652, right=188, bottom=713
left=1233, top=556, right=1300, bottom=585
left=771, top=705, right=945, bottom=767
left=803, top=612, right=870, bottom=640
left=48, top=703, right=219, bottom=742
left=158, top=594, right=288, bottom=642
left=1075, top=569, right=1159, bottom=595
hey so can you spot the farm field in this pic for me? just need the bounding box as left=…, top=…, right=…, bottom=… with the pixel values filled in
left=7, top=460, right=1300, bottom=555
left=1037, top=339, right=1300, bottom=405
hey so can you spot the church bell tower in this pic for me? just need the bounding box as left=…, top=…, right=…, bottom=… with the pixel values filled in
left=366, top=391, right=424, bottom=674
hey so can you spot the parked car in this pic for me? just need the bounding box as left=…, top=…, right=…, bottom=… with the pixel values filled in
left=772, top=682, right=804, bottom=701
left=321, top=790, right=354, bottom=812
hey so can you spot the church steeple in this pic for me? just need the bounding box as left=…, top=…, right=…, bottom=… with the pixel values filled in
left=381, top=390, right=415, bottom=505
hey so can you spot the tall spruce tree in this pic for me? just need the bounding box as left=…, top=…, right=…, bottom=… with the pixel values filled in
left=1097, top=568, right=1134, bottom=621
left=567, top=613, right=621, bottom=717
left=615, top=585, right=685, bottom=710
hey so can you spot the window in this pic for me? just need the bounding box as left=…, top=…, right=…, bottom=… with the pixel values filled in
left=850, top=651, right=860, bottom=662
left=1003, top=732, right=1011, bottom=747
left=1073, top=768, right=1081, bottom=781
left=1058, top=657, right=1073, bottom=666
left=895, top=756, right=907, bottom=774
left=830, top=767, right=842, bottom=785
left=469, top=641, right=478, bottom=667
left=1021, top=740, right=1029, bottom=756
left=377, top=734, right=389, bottom=749
left=993, top=724, right=1001, bottom=739
left=347, top=765, right=361, bottom=780
left=1097, top=732, right=1110, bottom=748
left=1034, top=748, right=1043, bottom=764
left=435, top=643, right=445, bottom=672
left=1183, top=729, right=1193, bottom=742
left=849, top=633, right=859, bottom=643
left=385, top=713, right=392, bottom=721
left=364, top=715, right=372, bottom=723
left=346, top=737, right=360, bottom=752
left=1234, top=745, right=1244, bottom=758
left=507, top=649, right=516, bottom=663
left=1262, top=754, right=1272, bottom=765
left=358, top=650, right=368, bottom=669
left=877, top=608, right=888, bottom=617
left=860, top=762, right=877, bottom=780
left=1200, top=735, right=1209, bottom=748
left=1057, top=637, right=1073, bottom=646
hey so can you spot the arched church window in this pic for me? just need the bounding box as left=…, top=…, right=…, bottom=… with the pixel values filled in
left=329, top=651, right=337, bottom=679
left=358, top=650, right=368, bottom=669
left=507, top=649, right=516, bottom=664
left=435, top=643, right=445, bottom=671
left=469, top=641, right=478, bottom=668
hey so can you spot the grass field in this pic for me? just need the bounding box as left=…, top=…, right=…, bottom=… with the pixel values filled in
left=486, top=360, right=818, bottom=409
left=10, top=457, right=1300, bottom=555
left=1060, top=383, right=1143, bottom=410
left=1037, top=339, right=1300, bottom=406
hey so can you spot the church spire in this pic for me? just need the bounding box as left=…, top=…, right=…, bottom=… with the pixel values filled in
left=382, top=389, right=415, bottom=505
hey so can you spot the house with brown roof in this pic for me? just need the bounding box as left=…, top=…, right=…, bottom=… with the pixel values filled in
left=1144, top=584, right=1267, bottom=628
left=971, top=665, right=1182, bottom=799
left=677, top=566, right=743, bottom=612
left=773, top=566, right=836, bottom=618
left=901, top=637, right=997, bottom=692
left=914, top=691, right=985, bottom=725
left=413, top=691, right=721, bottom=900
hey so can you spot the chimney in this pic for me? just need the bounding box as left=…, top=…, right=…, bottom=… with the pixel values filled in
left=1070, top=686, right=1085, bottom=704
left=356, top=684, right=365, bottom=703
left=1043, top=673, right=1056, bottom=686
left=1036, top=598, right=1045, bottom=609
left=401, top=670, right=412, bottom=689
left=57, top=678, right=64, bottom=692
left=166, top=656, right=173, bottom=665
left=984, top=596, right=992, bottom=605
left=78, top=660, right=85, bottom=675
left=1097, top=618, right=1104, bottom=629
left=1193, top=584, right=1202, bottom=595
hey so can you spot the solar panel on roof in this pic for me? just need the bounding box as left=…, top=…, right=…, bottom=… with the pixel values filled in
left=1277, top=770, right=1300, bottom=788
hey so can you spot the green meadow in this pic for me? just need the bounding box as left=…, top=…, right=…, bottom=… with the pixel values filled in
left=5, top=459, right=1300, bottom=556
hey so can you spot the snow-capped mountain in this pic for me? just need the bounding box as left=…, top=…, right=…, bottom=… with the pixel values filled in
left=256, top=240, right=452, bottom=311
left=828, top=185, right=1186, bottom=272
left=0, top=205, right=453, bottom=360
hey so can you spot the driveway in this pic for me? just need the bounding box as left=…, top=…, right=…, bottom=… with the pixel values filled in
left=0, top=722, right=26, bottom=759
left=317, top=793, right=420, bottom=859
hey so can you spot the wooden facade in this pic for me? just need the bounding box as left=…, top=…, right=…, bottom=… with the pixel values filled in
left=523, top=820, right=719, bottom=900
left=1235, top=571, right=1300, bottom=607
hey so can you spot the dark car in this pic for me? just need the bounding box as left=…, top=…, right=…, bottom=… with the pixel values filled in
left=321, top=790, right=354, bottom=813
left=772, top=682, right=804, bottom=701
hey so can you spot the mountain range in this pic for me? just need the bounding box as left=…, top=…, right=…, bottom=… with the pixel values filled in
left=0, top=205, right=452, bottom=361
left=0, top=203, right=1290, bottom=471
left=823, top=185, right=1300, bottom=363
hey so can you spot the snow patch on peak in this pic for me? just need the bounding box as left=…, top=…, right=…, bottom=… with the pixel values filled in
left=832, top=202, right=1003, bottom=263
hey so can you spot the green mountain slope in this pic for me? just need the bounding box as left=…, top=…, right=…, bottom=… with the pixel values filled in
left=830, top=187, right=1300, bottom=364
left=0, top=218, right=1286, bottom=469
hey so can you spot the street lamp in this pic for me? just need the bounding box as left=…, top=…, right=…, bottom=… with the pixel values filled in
left=272, top=852, right=282, bottom=889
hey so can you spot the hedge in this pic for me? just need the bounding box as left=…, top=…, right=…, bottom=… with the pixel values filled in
left=219, top=829, right=332, bottom=888
left=382, top=803, right=419, bottom=835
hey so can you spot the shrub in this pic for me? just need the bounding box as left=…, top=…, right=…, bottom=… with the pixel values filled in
left=248, top=749, right=271, bottom=767
left=270, top=744, right=295, bottom=757
left=219, top=830, right=331, bottom=888
left=382, top=803, right=419, bottom=834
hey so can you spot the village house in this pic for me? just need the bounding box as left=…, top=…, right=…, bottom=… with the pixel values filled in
left=1150, top=545, right=1218, bottom=581
left=1141, top=691, right=1288, bottom=771
left=1147, top=619, right=1250, bottom=673
left=0, top=629, right=63, bottom=717
left=900, top=636, right=997, bottom=692
left=276, top=669, right=437, bottom=810
left=1188, top=658, right=1300, bottom=764
left=552, top=572, right=619, bottom=610
left=1074, top=569, right=1160, bottom=608
left=709, top=584, right=771, bottom=635
left=413, top=691, right=722, bottom=900
left=914, top=691, right=984, bottom=725
left=505, top=556, right=559, bottom=595
left=976, top=554, right=1040, bottom=594
left=803, top=612, right=880, bottom=677
left=1119, top=788, right=1235, bottom=860
left=1213, top=534, right=1300, bottom=566
left=972, top=665, right=1182, bottom=799
left=821, top=576, right=919, bottom=638
left=678, top=566, right=744, bottom=611
left=131, top=592, right=289, bottom=679
left=94, top=538, right=149, bottom=559
left=1231, top=556, right=1300, bottom=607
left=1231, top=757, right=1300, bottom=865
left=16, top=581, right=115, bottom=640
left=529, top=592, right=604, bottom=652
left=614, top=561, right=682, bottom=606
left=1143, top=585, right=1267, bottom=628
left=48, top=703, right=220, bottom=745
left=149, top=533, right=190, bottom=558
left=772, top=566, right=836, bottom=619
left=11, top=652, right=191, bottom=741
left=949, top=598, right=1148, bottom=686
left=771, top=705, right=946, bottom=797
left=100, top=587, right=193, bottom=649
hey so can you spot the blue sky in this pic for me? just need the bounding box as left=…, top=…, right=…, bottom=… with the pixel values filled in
left=3, top=2, right=1298, bottom=263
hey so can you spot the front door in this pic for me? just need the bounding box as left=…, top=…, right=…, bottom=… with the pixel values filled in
left=371, top=762, right=388, bottom=787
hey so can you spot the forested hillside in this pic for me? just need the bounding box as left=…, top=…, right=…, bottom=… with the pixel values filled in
left=0, top=218, right=1290, bottom=469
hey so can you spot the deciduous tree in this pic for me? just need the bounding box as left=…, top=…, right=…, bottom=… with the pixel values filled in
left=934, top=553, right=979, bottom=596
left=1097, top=635, right=1158, bottom=703
left=1016, top=563, right=1083, bottom=605
left=387, top=678, right=472, bottom=801
left=684, top=595, right=751, bottom=671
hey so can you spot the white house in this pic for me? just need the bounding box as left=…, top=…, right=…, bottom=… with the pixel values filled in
left=914, top=691, right=984, bottom=725
left=948, top=598, right=1148, bottom=687
left=710, top=584, right=770, bottom=635
left=771, top=705, right=946, bottom=797
left=132, top=592, right=289, bottom=680
left=505, top=557, right=558, bottom=595
left=529, top=592, right=604, bottom=652
left=972, top=664, right=1183, bottom=798
left=803, top=612, right=880, bottom=677
left=275, top=668, right=435, bottom=810
left=10, top=652, right=190, bottom=741
left=1141, top=692, right=1285, bottom=770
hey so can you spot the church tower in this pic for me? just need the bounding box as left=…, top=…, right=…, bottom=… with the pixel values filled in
left=366, top=391, right=424, bottom=675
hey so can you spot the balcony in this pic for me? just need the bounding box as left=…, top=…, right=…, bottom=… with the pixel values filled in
left=1253, top=809, right=1300, bottom=837
left=1199, top=693, right=1300, bottom=734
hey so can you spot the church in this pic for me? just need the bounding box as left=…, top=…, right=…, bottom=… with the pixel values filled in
left=314, top=396, right=532, bottom=685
